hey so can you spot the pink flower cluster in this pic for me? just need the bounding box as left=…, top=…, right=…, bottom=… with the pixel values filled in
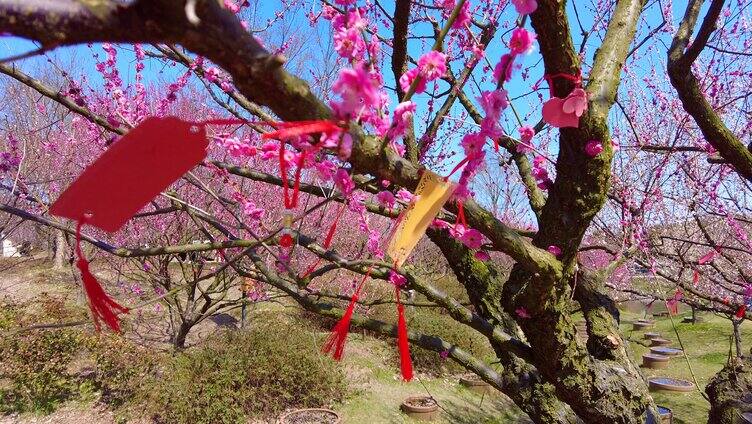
left=450, top=224, right=485, bottom=250
left=584, top=140, right=603, bottom=157
left=516, top=126, right=535, bottom=153
left=511, top=0, right=537, bottom=15
left=399, top=51, right=447, bottom=94
left=532, top=156, right=552, bottom=190
left=493, top=27, right=536, bottom=85
left=218, top=134, right=257, bottom=158
left=437, top=0, right=472, bottom=30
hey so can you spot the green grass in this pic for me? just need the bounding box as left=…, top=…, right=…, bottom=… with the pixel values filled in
left=331, top=310, right=749, bottom=423
left=619, top=311, right=752, bottom=424
left=333, top=335, right=530, bottom=423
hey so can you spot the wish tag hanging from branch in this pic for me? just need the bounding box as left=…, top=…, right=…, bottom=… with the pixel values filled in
left=50, top=117, right=210, bottom=332
left=384, top=170, right=455, bottom=382
left=386, top=170, right=456, bottom=267
left=51, top=117, right=209, bottom=232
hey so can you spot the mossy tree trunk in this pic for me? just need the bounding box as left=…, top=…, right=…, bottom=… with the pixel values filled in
left=706, top=356, right=752, bottom=423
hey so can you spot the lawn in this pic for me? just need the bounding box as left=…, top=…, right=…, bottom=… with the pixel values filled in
left=332, top=309, right=749, bottom=423
left=619, top=310, right=752, bottom=424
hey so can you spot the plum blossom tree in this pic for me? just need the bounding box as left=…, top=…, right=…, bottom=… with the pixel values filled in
left=0, top=0, right=751, bottom=422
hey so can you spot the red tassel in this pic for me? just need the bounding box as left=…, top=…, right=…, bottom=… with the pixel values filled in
left=75, top=220, right=129, bottom=332
left=444, top=156, right=469, bottom=180
left=301, top=204, right=347, bottom=278
left=321, top=291, right=359, bottom=360
left=322, top=267, right=372, bottom=360
left=693, top=269, right=699, bottom=285
left=736, top=305, right=746, bottom=318
left=279, top=142, right=308, bottom=209
left=396, top=288, right=413, bottom=382
left=456, top=201, right=467, bottom=227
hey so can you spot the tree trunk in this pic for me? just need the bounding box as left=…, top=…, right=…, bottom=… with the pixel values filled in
left=428, top=230, right=582, bottom=423
left=706, top=356, right=752, bottom=423
left=732, top=319, right=743, bottom=358
left=172, top=321, right=192, bottom=349
left=52, top=230, right=66, bottom=269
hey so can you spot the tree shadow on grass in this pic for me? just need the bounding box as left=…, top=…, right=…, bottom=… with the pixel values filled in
left=435, top=391, right=533, bottom=424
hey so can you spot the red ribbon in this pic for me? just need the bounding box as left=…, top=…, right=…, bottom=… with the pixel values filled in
left=444, top=156, right=469, bottom=181
left=543, top=72, right=582, bottom=96
left=75, top=218, right=129, bottom=332
left=735, top=305, right=746, bottom=319
left=278, top=141, right=308, bottom=210
left=322, top=266, right=372, bottom=360
left=396, top=287, right=414, bottom=381
left=300, top=203, right=347, bottom=278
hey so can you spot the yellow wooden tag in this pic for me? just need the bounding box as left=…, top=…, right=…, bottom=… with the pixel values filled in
left=386, top=171, right=456, bottom=267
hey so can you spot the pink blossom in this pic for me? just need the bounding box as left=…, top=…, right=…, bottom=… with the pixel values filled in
left=563, top=88, right=588, bottom=117
left=320, top=131, right=340, bottom=149
left=322, top=5, right=338, bottom=20
left=542, top=88, right=588, bottom=128
left=474, top=250, right=491, bottom=261
left=260, top=141, right=280, bottom=161
left=376, top=190, right=396, bottom=208
left=220, top=81, right=234, bottom=93
left=450, top=223, right=467, bottom=238
left=389, top=270, right=407, bottom=287
left=478, top=90, right=509, bottom=121
left=339, top=133, right=353, bottom=160
left=390, top=101, right=416, bottom=138
left=584, top=140, right=603, bottom=157
left=452, top=183, right=472, bottom=201
left=315, top=160, right=336, bottom=181
left=334, top=169, right=355, bottom=195
left=547, top=245, right=562, bottom=257
left=204, top=67, right=221, bottom=83
left=439, top=350, right=449, bottom=359
left=516, top=126, right=535, bottom=153
left=515, top=307, right=531, bottom=319
left=461, top=133, right=485, bottom=158
left=396, top=188, right=415, bottom=203
left=349, top=192, right=367, bottom=214
left=335, top=0, right=356, bottom=5
left=367, top=230, right=384, bottom=258
left=224, top=0, right=241, bottom=13
left=460, top=229, right=484, bottom=249
left=509, top=28, right=536, bottom=55
left=511, top=0, right=537, bottom=15
left=519, top=126, right=535, bottom=143
left=493, top=54, right=517, bottom=83
left=480, top=118, right=503, bottom=140
left=332, top=64, right=382, bottom=116
left=430, top=219, right=451, bottom=229
left=417, top=51, right=447, bottom=81
left=390, top=140, right=406, bottom=156
left=243, top=200, right=265, bottom=221
left=399, top=68, right=426, bottom=94
left=334, top=27, right=366, bottom=59
left=452, top=1, right=471, bottom=29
